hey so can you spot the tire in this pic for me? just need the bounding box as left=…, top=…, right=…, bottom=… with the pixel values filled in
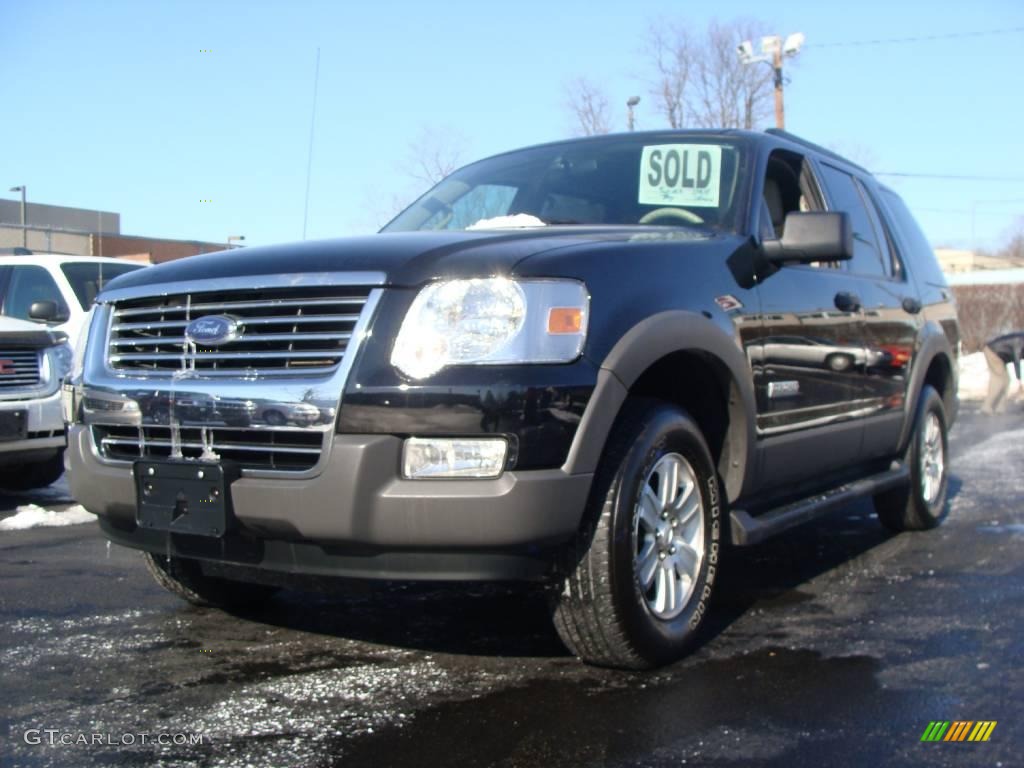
left=143, top=552, right=278, bottom=610
left=551, top=399, right=722, bottom=669
left=0, top=450, right=65, bottom=491
left=874, top=385, right=949, bottom=531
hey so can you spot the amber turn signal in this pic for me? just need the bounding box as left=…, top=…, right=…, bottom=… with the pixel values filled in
left=547, top=307, right=583, bottom=334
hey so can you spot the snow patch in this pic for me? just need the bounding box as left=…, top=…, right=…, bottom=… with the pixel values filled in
left=0, top=503, right=96, bottom=531
left=466, top=213, right=546, bottom=230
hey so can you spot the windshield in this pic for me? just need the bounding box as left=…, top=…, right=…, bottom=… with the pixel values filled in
left=383, top=135, right=750, bottom=234
left=61, top=261, right=143, bottom=309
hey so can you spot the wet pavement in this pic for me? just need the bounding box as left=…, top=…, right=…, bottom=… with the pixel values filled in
left=1, top=408, right=1021, bottom=767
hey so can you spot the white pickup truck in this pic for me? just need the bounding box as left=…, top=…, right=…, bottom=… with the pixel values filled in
left=0, top=316, right=72, bottom=490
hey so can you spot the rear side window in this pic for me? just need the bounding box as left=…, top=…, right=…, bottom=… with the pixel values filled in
left=60, top=261, right=143, bottom=309
left=3, top=265, right=68, bottom=321
left=877, top=189, right=946, bottom=286
left=818, top=164, right=888, bottom=278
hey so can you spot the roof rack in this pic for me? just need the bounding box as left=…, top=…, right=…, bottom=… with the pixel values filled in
left=0, top=247, right=33, bottom=255
left=764, top=129, right=870, bottom=174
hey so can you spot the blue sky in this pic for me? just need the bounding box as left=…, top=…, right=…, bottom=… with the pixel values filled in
left=2, top=0, right=1023, bottom=251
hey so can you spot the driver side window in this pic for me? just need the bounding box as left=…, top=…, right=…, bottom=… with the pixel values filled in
left=761, top=150, right=836, bottom=268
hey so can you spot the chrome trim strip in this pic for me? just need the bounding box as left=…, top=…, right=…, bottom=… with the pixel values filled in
left=113, top=296, right=370, bottom=317
left=98, top=271, right=387, bottom=303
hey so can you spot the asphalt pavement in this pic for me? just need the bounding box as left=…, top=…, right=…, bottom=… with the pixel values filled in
left=1, top=408, right=1021, bottom=768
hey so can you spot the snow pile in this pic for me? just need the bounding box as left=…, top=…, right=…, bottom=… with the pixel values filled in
left=0, top=504, right=96, bottom=531
left=466, top=213, right=546, bottom=230
left=958, top=352, right=1020, bottom=401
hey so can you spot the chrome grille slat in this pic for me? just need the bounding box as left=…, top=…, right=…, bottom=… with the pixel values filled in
left=107, top=286, right=370, bottom=374
left=110, top=332, right=352, bottom=347
left=113, top=296, right=369, bottom=317
left=99, top=436, right=321, bottom=455
left=110, top=350, right=347, bottom=363
left=112, top=314, right=359, bottom=332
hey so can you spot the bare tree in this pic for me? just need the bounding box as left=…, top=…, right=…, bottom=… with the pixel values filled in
left=406, top=125, right=468, bottom=187
left=565, top=77, right=612, bottom=136
left=646, top=21, right=693, bottom=128
left=640, top=17, right=775, bottom=130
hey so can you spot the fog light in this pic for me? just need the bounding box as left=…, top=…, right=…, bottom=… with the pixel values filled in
left=402, top=438, right=508, bottom=479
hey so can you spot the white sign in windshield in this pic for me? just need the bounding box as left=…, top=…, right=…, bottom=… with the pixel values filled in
left=639, top=144, right=721, bottom=208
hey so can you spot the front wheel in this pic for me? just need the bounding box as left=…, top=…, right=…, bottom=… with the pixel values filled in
left=874, top=385, right=949, bottom=531
left=551, top=399, right=721, bottom=669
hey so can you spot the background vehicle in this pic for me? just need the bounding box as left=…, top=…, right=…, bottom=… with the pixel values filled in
left=0, top=252, right=144, bottom=346
left=0, top=316, right=72, bottom=490
left=65, top=129, right=959, bottom=668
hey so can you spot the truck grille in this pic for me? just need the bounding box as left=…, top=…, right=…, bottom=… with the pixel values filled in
left=0, top=350, right=41, bottom=388
left=107, top=286, right=373, bottom=375
left=92, top=424, right=325, bottom=472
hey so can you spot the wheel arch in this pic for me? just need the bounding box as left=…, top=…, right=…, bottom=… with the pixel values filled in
left=898, top=326, right=958, bottom=453
left=563, top=311, right=757, bottom=502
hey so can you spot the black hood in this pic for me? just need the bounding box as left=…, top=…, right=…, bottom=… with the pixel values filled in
left=100, top=227, right=713, bottom=295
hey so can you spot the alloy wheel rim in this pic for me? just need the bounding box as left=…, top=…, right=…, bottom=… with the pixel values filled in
left=632, top=452, right=705, bottom=620
left=920, top=411, right=945, bottom=505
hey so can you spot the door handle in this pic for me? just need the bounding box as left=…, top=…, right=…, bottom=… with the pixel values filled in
left=834, top=291, right=861, bottom=312
left=901, top=296, right=922, bottom=314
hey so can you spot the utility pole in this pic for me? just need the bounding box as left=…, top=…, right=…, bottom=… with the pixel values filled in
left=737, top=34, right=804, bottom=130
left=771, top=45, right=785, bottom=130
left=9, top=186, right=26, bottom=248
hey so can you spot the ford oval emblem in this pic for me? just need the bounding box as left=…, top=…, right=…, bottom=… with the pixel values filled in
left=184, top=315, right=238, bottom=346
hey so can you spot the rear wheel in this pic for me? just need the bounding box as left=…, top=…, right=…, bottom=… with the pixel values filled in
left=874, top=385, right=949, bottom=531
left=143, top=552, right=278, bottom=610
left=551, top=399, right=721, bottom=669
left=0, top=451, right=65, bottom=491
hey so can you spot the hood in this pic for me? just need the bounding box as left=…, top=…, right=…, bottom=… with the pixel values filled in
left=0, top=316, right=64, bottom=348
left=99, top=227, right=713, bottom=296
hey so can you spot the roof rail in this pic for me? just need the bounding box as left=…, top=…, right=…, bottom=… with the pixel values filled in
left=764, top=128, right=870, bottom=174
left=0, top=247, right=33, bottom=255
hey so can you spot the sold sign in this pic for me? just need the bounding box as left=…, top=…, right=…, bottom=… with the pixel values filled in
left=639, top=144, right=722, bottom=208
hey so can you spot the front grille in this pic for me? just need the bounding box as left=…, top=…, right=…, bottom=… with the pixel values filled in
left=0, top=350, right=41, bottom=388
left=107, top=286, right=372, bottom=375
left=92, top=424, right=324, bottom=472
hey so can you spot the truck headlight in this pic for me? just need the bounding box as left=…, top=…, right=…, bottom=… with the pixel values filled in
left=49, top=341, right=73, bottom=380
left=391, top=278, right=588, bottom=380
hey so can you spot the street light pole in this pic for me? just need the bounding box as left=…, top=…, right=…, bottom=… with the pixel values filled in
left=626, top=96, right=641, bottom=131
left=9, top=186, right=26, bottom=248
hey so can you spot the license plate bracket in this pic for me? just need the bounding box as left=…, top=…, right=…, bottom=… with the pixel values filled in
left=0, top=410, right=27, bottom=443
left=134, top=460, right=238, bottom=538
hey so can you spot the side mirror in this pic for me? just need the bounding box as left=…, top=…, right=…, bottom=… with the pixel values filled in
left=28, top=300, right=66, bottom=323
left=763, top=211, right=853, bottom=264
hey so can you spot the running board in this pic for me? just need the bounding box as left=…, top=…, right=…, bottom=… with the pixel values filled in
left=729, top=463, right=910, bottom=546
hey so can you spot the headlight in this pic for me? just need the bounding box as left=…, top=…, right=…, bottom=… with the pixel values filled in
left=390, top=278, right=589, bottom=379
left=69, top=307, right=96, bottom=383
left=49, top=342, right=73, bottom=380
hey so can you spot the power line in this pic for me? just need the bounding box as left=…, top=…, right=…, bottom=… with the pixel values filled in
left=811, top=25, right=1024, bottom=49
left=874, top=172, right=1024, bottom=182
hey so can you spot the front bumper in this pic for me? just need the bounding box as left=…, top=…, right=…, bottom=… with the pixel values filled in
left=0, top=389, right=65, bottom=457
left=68, top=425, right=593, bottom=580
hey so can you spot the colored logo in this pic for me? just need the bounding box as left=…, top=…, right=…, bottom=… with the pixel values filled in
left=184, top=316, right=238, bottom=346
left=0, top=359, right=15, bottom=374
left=921, top=721, right=997, bottom=742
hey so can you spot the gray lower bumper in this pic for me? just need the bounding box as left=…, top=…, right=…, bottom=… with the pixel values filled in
left=67, top=425, right=593, bottom=578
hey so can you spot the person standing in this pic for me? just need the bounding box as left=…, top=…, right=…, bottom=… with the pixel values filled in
left=981, top=331, right=1024, bottom=415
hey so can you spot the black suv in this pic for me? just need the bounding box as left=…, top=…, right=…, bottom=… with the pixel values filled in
left=65, top=129, right=959, bottom=668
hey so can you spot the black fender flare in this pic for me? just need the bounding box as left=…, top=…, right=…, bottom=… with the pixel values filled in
left=562, top=311, right=757, bottom=502
left=898, top=323, right=958, bottom=453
